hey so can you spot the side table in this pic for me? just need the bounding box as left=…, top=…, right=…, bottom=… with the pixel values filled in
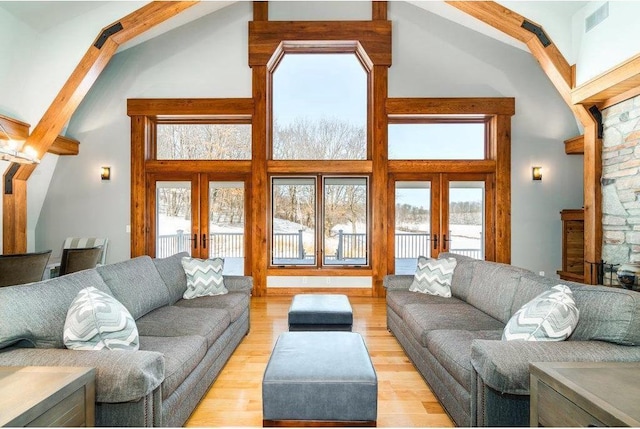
left=0, top=366, right=95, bottom=427
left=530, top=362, right=640, bottom=427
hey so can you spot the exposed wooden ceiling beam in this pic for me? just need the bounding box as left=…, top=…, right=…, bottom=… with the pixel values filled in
left=447, top=1, right=602, bottom=284
left=3, top=1, right=197, bottom=254
left=0, top=114, right=79, bottom=156
left=49, top=135, right=80, bottom=156
left=572, top=53, right=640, bottom=108
left=564, top=134, right=584, bottom=155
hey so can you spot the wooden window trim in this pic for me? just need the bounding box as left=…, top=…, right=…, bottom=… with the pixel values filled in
left=128, top=98, right=254, bottom=260
left=386, top=97, right=513, bottom=265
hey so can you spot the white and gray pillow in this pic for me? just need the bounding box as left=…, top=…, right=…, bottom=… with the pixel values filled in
left=64, top=286, right=139, bottom=351
left=502, top=284, right=579, bottom=341
left=409, top=256, right=457, bottom=297
left=181, top=257, right=228, bottom=299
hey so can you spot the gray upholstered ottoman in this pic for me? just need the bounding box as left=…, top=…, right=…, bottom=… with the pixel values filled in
left=262, top=331, right=377, bottom=427
left=288, top=294, right=353, bottom=331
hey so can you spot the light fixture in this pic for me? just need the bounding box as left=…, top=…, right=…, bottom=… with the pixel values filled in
left=532, top=166, right=542, bottom=181
left=0, top=123, right=39, bottom=164
left=101, top=166, right=111, bottom=180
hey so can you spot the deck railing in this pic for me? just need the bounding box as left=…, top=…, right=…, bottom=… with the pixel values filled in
left=157, top=230, right=482, bottom=260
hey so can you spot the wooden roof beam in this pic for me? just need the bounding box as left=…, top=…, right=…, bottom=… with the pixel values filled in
left=1, top=114, right=79, bottom=156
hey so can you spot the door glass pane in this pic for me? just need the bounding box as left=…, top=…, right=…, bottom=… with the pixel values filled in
left=271, top=177, right=316, bottom=266
left=395, top=181, right=431, bottom=274
left=156, top=181, right=192, bottom=258
left=156, top=124, right=251, bottom=160
left=209, top=182, right=244, bottom=275
left=272, top=53, right=367, bottom=160
left=448, top=181, right=484, bottom=260
left=323, top=177, right=368, bottom=266
left=388, top=122, right=485, bottom=160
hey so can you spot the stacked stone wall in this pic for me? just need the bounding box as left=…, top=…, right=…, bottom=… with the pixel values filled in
left=601, top=94, right=640, bottom=284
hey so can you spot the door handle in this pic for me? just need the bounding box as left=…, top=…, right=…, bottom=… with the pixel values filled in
left=193, top=233, right=198, bottom=249
left=202, top=234, right=207, bottom=249
left=432, top=234, right=438, bottom=250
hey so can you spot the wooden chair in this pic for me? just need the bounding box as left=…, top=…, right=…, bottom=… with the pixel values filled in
left=0, top=250, right=52, bottom=287
left=59, top=247, right=102, bottom=276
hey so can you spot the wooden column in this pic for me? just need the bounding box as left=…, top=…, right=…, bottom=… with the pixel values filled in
left=371, top=65, right=388, bottom=297
left=130, top=115, right=148, bottom=257
left=494, top=114, right=512, bottom=263
left=251, top=65, right=268, bottom=297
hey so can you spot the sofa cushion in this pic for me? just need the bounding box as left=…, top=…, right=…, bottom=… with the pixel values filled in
left=439, top=252, right=479, bottom=301
left=153, top=252, right=189, bottom=305
left=0, top=270, right=113, bottom=350
left=139, top=335, right=207, bottom=400
left=509, top=275, right=555, bottom=318
left=402, top=303, right=505, bottom=347
left=409, top=256, right=456, bottom=297
left=64, top=287, right=139, bottom=351
left=386, top=290, right=464, bottom=318
left=135, top=306, right=230, bottom=348
left=181, top=257, right=228, bottom=299
left=175, top=292, right=249, bottom=322
left=570, top=285, right=640, bottom=345
left=97, top=256, right=171, bottom=320
left=467, top=261, right=532, bottom=323
left=425, top=329, right=502, bottom=392
left=502, top=285, right=579, bottom=341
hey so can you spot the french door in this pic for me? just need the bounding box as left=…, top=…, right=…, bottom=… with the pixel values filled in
left=389, top=173, right=494, bottom=274
left=148, top=173, right=249, bottom=275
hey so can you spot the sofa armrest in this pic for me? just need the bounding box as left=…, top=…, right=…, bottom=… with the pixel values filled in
left=0, top=348, right=164, bottom=403
left=224, top=275, right=253, bottom=294
left=383, top=275, right=413, bottom=290
left=471, top=339, right=640, bottom=395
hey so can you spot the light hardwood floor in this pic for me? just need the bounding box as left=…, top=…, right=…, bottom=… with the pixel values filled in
left=185, top=296, right=454, bottom=427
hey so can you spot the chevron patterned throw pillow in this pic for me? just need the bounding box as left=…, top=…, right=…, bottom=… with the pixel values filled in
left=64, top=287, right=139, bottom=351
left=409, top=256, right=457, bottom=297
left=181, top=256, right=228, bottom=299
left=502, top=285, right=579, bottom=341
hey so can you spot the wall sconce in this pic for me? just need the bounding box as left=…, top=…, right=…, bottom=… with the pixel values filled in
left=101, top=166, right=111, bottom=181
left=532, top=166, right=542, bottom=181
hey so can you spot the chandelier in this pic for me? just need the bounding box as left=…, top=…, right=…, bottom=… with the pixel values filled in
left=0, top=123, right=39, bottom=164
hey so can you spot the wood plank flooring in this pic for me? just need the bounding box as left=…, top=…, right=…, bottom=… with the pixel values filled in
left=185, top=296, right=454, bottom=427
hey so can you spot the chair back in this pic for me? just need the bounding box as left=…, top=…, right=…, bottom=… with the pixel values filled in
left=59, top=247, right=102, bottom=276
left=62, top=237, right=108, bottom=265
left=0, top=250, right=52, bottom=287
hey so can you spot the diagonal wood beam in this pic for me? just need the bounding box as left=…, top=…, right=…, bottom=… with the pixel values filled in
left=3, top=1, right=198, bottom=253
left=447, top=1, right=602, bottom=284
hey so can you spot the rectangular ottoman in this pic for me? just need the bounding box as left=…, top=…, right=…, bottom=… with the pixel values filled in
left=288, top=294, right=353, bottom=331
left=262, top=331, right=377, bottom=427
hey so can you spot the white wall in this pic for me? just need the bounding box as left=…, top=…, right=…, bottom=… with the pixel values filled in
left=572, top=1, right=640, bottom=85
left=34, top=1, right=583, bottom=277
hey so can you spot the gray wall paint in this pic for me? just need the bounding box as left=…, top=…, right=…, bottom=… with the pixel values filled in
left=389, top=2, right=583, bottom=275
left=36, top=1, right=583, bottom=277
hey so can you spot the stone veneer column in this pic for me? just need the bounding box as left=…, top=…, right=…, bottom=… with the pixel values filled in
left=601, top=94, right=640, bottom=285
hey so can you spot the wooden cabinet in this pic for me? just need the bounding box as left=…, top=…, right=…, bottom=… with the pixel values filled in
left=558, top=209, right=584, bottom=282
left=0, top=366, right=95, bottom=427
left=530, top=362, right=640, bottom=427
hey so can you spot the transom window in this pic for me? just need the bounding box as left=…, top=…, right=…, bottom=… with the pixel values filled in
left=271, top=53, right=367, bottom=160
left=156, top=123, right=251, bottom=160
left=388, top=120, right=487, bottom=160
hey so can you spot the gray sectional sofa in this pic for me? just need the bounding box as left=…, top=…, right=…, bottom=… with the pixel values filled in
left=384, top=252, right=640, bottom=427
left=0, top=252, right=252, bottom=427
